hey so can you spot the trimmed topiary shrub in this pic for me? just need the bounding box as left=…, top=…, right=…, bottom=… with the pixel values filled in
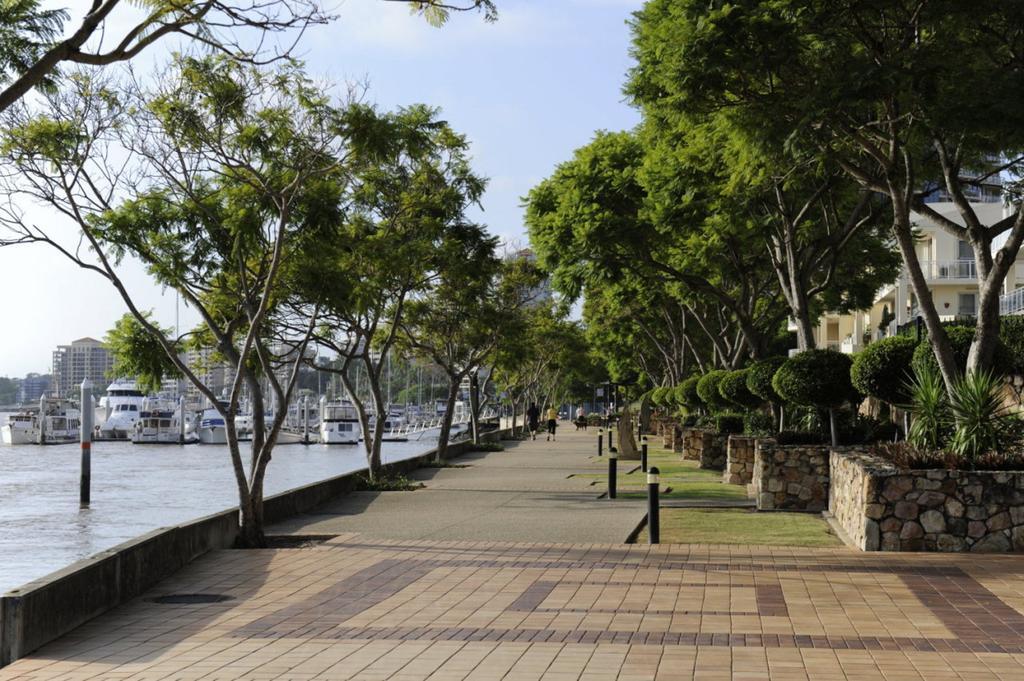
left=679, top=375, right=703, bottom=410
left=850, top=335, right=918, bottom=405
left=743, top=411, right=775, bottom=437
left=746, top=356, right=786, bottom=404
left=773, top=349, right=856, bottom=408
left=696, top=370, right=730, bottom=412
left=715, top=412, right=744, bottom=435
left=911, top=325, right=1012, bottom=377
left=718, top=369, right=762, bottom=409
left=650, top=386, right=670, bottom=407
left=1000, top=316, right=1024, bottom=373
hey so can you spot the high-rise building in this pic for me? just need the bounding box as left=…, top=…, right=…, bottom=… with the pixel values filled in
left=52, top=338, right=114, bottom=398
left=17, top=373, right=51, bottom=403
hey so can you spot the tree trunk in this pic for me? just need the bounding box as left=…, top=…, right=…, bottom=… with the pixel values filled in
left=891, top=209, right=960, bottom=392
left=435, top=378, right=461, bottom=461
left=792, top=300, right=816, bottom=352
left=968, top=277, right=1003, bottom=374
left=469, top=371, right=480, bottom=444
left=236, top=491, right=266, bottom=548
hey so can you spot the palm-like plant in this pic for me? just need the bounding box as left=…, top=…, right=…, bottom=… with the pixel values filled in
left=948, top=370, right=1020, bottom=467
left=904, top=364, right=949, bottom=451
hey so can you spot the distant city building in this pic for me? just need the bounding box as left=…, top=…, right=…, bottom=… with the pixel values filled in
left=17, top=373, right=51, bottom=403
left=510, top=247, right=554, bottom=306
left=52, top=338, right=114, bottom=398
left=183, top=346, right=236, bottom=406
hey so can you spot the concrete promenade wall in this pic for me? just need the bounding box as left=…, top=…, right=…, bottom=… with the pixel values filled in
left=0, top=429, right=507, bottom=667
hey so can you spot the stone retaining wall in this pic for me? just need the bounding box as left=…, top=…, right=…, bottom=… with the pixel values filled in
left=829, top=448, right=1024, bottom=552
left=753, top=440, right=829, bottom=512
left=725, top=436, right=756, bottom=486
left=697, top=431, right=727, bottom=471
left=0, top=430, right=508, bottom=667
left=682, top=428, right=702, bottom=461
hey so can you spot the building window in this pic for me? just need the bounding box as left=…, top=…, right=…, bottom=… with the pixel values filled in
left=958, top=293, right=977, bottom=316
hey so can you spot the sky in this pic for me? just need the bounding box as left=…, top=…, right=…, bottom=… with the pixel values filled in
left=0, top=0, right=643, bottom=378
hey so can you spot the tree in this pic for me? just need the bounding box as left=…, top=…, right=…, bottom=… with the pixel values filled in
left=0, top=1, right=499, bottom=115
left=307, top=105, right=487, bottom=479
left=628, top=0, right=1024, bottom=388
left=104, top=313, right=181, bottom=394
left=773, top=349, right=856, bottom=445
left=0, top=57, right=395, bottom=546
left=398, top=230, right=539, bottom=459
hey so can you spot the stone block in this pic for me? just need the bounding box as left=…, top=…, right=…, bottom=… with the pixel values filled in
left=968, top=521, right=988, bottom=538
left=917, top=491, right=946, bottom=507
left=971, top=532, right=1012, bottom=553
left=945, top=498, right=965, bottom=518
left=988, top=512, right=1011, bottom=532
left=865, top=503, right=885, bottom=520
left=894, top=501, right=919, bottom=520
left=920, top=510, right=946, bottom=534
left=900, top=522, right=923, bottom=539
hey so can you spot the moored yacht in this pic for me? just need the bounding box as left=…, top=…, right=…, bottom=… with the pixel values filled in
left=96, top=379, right=145, bottom=439
left=197, top=402, right=230, bottom=444
left=319, top=399, right=360, bottom=445
left=1, top=398, right=80, bottom=445
left=132, top=397, right=191, bottom=444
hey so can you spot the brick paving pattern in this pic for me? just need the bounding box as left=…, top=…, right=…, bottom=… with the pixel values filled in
left=3, top=430, right=1024, bottom=679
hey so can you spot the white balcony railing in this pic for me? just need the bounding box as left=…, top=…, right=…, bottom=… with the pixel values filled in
left=920, top=259, right=977, bottom=281
left=1001, top=287, right=1024, bottom=316
left=840, top=337, right=856, bottom=354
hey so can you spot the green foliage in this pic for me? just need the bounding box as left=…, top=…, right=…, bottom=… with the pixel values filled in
left=743, top=411, right=775, bottom=437
left=714, top=412, right=744, bottom=435
left=650, top=386, right=670, bottom=407
left=745, top=357, right=785, bottom=404
left=911, top=326, right=1012, bottom=378
left=679, top=375, right=703, bottom=410
left=948, top=371, right=1022, bottom=466
left=718, top=369, right=761, bottom=409
left=998, top=317, right=1024, bottom=373
left=696, top=370, right=729, bottom=412
left=772, top=350, right=855, bottom=409
left=850, top=336, right=918, bottom=405
left=0, top=1, right=66, bottom=90
left=104, top=313, right=181, bottom=394
left=905, top=364, right=950, bottom=451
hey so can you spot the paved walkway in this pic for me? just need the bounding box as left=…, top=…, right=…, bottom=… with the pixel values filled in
left=4, top=429, right=1024, bottom=680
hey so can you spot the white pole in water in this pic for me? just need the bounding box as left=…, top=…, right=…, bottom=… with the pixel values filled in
left=37, top=395, right=46, bottom=445
left=302, top=395, right=309, bottom=444
left=178, top=395, right=186, bottom=444
left=80, top=379, right=93, bottom=507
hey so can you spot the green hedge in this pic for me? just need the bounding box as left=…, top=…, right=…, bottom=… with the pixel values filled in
left=696, top=370, right=730, bottom=412
left=743, top=411, right=775, bottom=437
left=718, top=369, right=761, bottom=409
left=773, top=349, right=857, bottom=408
left=850, top=335, right=918, bottom=405
left=746, top=356, right=786, bottom=404
left=715, top=412, right=744, bottom=435
left=911, top=325, right=1012, bottom=377
left=679, top=375, right=703, bottom=410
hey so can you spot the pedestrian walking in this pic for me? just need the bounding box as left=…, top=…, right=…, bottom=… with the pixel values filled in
left=526, top=402, right=540, bottom=440
left=545, top=405, right=558, bottom=441
left=575, top=405, right=586, bottom=431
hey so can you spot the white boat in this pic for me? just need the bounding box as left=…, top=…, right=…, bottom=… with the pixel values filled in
left=197, top=402, right=230, bottom=444
left=96, top=379, right=145, bottom=439
left=132, top=397, right=191, bottom=444
left=1, top=399, right=80, bottom=445
left=1, top=412, right=37, bottom=444
left=319, top=399, right=360, bottom=445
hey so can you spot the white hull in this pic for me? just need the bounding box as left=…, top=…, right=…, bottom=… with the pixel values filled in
left=198, top=426, right=227, bottom=445
left=1, top=425, right=34, bottom=445
left=319, top=421, right=359, bottom=445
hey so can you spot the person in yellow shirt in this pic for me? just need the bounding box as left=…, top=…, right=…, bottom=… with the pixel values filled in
left=545, top=406, right=558, bottom=441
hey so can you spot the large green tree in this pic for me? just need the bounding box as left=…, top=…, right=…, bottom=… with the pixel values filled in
left=0, top=56, right=407, bottom=546
left=627, top=0, right=1024, bottom=389
left=308, top=105, right=488, bottom=478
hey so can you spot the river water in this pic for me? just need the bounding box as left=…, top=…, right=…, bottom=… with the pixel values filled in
left=0, top=415, right=438, bottom=593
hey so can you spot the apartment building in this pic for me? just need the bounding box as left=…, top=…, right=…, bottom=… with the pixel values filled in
left=52, top=337, right=114, bottom=398
left=813, top=201, right=1024, bottom=353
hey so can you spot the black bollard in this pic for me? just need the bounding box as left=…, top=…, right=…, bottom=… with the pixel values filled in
left=647, top=466, right=660, bottom=544
left=641, top=436, right=648, bottom=473
left=608, top=452, right=617, bottom=499
left=597, top=428, right=604, bottom=457
left=607, top=427, right=613, bottom=451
